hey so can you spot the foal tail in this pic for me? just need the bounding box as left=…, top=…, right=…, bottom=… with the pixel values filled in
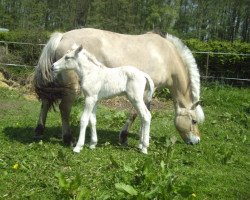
left=143, top=73, right=155, bottom=108
left=34, top=32, right=63, bottom=88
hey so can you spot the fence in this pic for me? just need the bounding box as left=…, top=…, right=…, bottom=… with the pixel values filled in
left=1, top=40, right=250, bottom=85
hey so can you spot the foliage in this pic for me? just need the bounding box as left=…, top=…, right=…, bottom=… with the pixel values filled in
left=0, top=30, right=49, bottom=66
left=185, top=39, right=250, bottom=79
left=1, top=30, right=249, bottom=83
left=55, top=172, right=91, bottom=200
left=0, top=0, right=249, bottom=42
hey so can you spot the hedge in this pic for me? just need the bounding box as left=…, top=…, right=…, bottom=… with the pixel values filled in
left=185, top=39, right=250, bottom=79
left=0, top=31, right=250, bottom=79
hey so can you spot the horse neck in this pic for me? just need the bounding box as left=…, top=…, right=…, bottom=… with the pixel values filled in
left=170, top=70, right=193, bottom=110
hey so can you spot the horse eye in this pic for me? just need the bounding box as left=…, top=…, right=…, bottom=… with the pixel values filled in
left=65, top=56, right=70, bottom=60
left=192, top=120, right=197, bottom=125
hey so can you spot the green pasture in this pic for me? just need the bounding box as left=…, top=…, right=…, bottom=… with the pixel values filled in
left=0, top=84, right=249, bottom=199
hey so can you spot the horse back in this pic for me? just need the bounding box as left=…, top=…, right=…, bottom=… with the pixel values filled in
left=56, top=28, right=182, bottom=87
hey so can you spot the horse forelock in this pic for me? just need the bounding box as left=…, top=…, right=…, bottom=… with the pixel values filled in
left=165, top=34, right=200, bottom=103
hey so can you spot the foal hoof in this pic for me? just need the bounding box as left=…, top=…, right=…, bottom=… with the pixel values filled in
left=89, top=144, right=96, bottom=149
left=141, top=147, right=148, bottom=154
left=73, top=146, right=82, bottom=153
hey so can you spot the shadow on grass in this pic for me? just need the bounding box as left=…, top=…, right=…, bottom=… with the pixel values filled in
left=3, top=125, right=139, bottom=147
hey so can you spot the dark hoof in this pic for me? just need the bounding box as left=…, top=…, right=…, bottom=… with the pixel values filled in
left=119, top=130, right=128, bottom=146
left=63, top=134, right=75, bottom=146
left=33, top=134, right=44, bottom=141
left=34, top=124, right=44, bottom=140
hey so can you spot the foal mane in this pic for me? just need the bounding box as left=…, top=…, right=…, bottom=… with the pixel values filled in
left=81, top=48, right=105, bottom=69
left=165, top=34, right=200, bottom=103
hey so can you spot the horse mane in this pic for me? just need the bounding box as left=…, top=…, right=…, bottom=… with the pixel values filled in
left=165, top=34, right=200, bottom=102
left=166, top=34, right=205, bottom=123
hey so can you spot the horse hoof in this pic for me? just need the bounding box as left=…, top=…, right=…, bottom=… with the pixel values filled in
left=73, top=146, right=82, bottom=153
left=141, top=147, right=148, bottom=154
left=63, top=134, right=74, bottom=146
left=119, top=130, right=128, bottom=145
left=120, top=141, right=128, bottom=147
left=34, top=124, right=44, bottom=140
left=138, top=143, right=143, bottom=150
left=33, top=134, right=43, bottom=141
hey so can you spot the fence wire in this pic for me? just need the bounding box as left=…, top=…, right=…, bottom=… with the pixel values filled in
left=1, top=41, right=250, bottom=85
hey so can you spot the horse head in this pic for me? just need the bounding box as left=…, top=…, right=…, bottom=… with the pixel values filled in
left=174, top=101, right=204, bottom=145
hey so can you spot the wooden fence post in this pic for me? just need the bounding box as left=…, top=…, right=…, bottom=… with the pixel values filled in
left=205, top=53, right=209, bottom=81
left=5, top=42, right=8, bottom=55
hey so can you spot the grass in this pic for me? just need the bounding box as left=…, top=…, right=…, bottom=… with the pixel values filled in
left=0, top=84, right=249, bottom=199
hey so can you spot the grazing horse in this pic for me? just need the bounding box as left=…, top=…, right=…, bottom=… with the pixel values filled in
left=52, top=45, right=154, bottom=154
left=34, top=28, right=205, bottom=146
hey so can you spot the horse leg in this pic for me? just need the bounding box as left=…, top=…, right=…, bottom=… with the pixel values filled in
left=34, top=99, right=52, bottom=140
left=119, top=112, right=137, bottom=145
left=89, top=105, right=98, bottom=149
left=59, top=93, right=75, bottom=146
left=73, top=97, right=96, bottom=153
left=133, top=101, right=151, bottom=154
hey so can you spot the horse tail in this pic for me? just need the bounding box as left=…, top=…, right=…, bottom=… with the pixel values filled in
left=34, top=32, right=63, bottom=88
left=165, top=34, right=205, bottom=123
left=144, top=73, right=155, bottom=109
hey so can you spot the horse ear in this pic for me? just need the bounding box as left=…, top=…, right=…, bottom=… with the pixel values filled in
left=75, top=44, right=83, bottom=55
left=191, top=100, right=200, bottom=110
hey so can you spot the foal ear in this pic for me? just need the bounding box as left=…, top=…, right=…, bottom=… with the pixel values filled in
left=191, top=100, right=200, bottom=110
left=75, top=44, right=83, bottom=55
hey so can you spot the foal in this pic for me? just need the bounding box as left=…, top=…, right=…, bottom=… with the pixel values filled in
left=52, top=45, right=154, bottom=154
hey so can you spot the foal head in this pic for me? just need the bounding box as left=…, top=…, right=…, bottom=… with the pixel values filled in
left=52, top=45, right=85, bottom=75
left=174, top=101, right=204, bottom=145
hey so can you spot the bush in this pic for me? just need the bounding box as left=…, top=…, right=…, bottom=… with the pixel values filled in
left=185, top=39, right=250, bottom=80
left=0, top=30, right=50, bottom=66
left=1, top=31, right=249, bottom=82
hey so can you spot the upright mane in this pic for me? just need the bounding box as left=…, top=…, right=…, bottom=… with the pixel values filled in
left=166, top=34, right=204, bottom=123
left=165, top=34, right=200, bottom=103
left=81, top=48, right=105, bottom=68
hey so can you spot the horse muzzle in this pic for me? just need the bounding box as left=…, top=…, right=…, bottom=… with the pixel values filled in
left=184, top=133, right=200, bottom=145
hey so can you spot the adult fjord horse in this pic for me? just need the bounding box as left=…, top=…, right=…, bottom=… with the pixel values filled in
left=34, top=28, right=205, bottom=146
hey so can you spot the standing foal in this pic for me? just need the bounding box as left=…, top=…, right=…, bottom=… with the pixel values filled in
left=52, top=45, right=154, bottom=154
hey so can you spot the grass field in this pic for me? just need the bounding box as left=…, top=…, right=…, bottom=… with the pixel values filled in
left=0, top=84, right=249, bottom=200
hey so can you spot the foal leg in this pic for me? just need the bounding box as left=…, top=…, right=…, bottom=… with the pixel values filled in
left=73, top=97, right=97, bottom=153
left=34, top=99, right=52, bottom=139
left=89, top=105, right=98, bottom=149
left=134, top=101, right=151, bottom=154
left=59, top=93, right=76, bottom=146
left=119, top=96, right=152, bottom=145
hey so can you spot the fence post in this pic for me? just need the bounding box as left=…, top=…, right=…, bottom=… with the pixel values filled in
left=205, top=53, right=209, bottom=81
left=5, top=42, right=8, bottom=55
